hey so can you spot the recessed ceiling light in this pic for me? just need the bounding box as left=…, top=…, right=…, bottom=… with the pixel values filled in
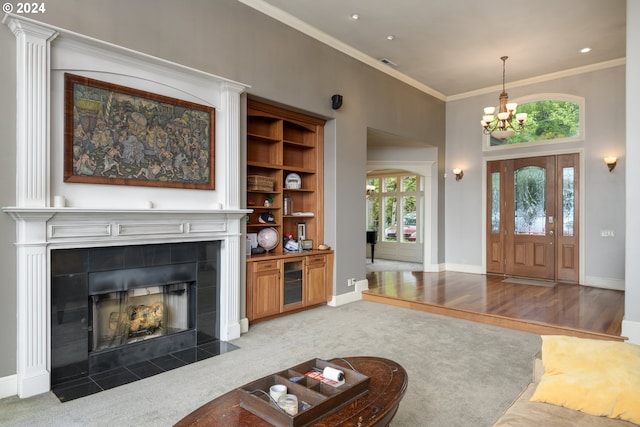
left=386, top=35, right=395, bottom=41
left=351, top=13, right=360, bottom=20
left=580, top=47, right=592, bottom=53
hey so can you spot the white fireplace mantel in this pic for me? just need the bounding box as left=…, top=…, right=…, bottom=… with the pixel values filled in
left=3, top=14, right=250, bottom=398
left=4, top=207, right=250, bottom=246
left=4, top=206, right=250, bottom=398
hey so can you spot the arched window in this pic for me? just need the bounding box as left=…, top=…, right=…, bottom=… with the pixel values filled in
left=485, top=94, right=584, bottom=149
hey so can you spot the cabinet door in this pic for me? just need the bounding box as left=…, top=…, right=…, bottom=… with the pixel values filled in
left=283, top=258, right=304, bottom=311
left=305, top=255, right=327, bottom=306
left=251, top=262, right=281, bottom=320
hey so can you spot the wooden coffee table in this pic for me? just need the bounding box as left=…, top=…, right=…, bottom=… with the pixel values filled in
left=174, top=356, right=408, bottom=427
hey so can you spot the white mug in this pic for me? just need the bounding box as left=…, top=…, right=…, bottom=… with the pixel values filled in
left=269, top=384, right=287, bottom=403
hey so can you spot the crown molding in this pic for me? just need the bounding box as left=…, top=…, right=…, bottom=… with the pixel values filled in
left=448, top=58, right=626, bottom=101
left=239, top=1, right=626, bottom=103
left=238, top=0, right=447, bottom=101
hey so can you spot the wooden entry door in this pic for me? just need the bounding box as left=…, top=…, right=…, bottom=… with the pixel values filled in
left=486, top=154, right=579, bottom=282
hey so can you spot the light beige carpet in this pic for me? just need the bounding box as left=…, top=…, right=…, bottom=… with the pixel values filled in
left=0, top=300, right=541, bottom=427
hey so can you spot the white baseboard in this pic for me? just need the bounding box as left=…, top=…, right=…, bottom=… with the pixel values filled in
left=240, top=317, right=249, bottom=334
left=422, top=263, right=445, bottom=272
left=0, top=374, right=17, bottom=399
left=583, top=276, right=625, bottom=291
left=622, top=319, right=640, bottom=345
left=328, top=279, right=368, bottom=307
left=443, top=263, right=483, bottom=274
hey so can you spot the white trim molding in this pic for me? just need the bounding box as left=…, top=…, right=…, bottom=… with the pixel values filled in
left=6, top=18, right=58, bottom=207
left=328, top=279, right=369, bottom=307
left=583, top=276, right=625, bottom=291
left=367, top=160, right=437, bottom=268
left=0, top=375, right=18, bottom=400
left=622, top=320, right=640, bottom=345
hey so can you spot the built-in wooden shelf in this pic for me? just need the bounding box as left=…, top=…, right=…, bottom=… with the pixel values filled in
left=246, top=100, right=331, bottom=323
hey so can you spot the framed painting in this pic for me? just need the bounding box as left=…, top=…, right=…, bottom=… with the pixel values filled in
left=64, top=73, right=215, bottom=190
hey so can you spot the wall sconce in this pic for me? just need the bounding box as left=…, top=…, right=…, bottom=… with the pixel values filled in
left=452, top=168, right=464, bottom=181
left=604, top=156, right=617, bottom=172
left=366, top=184, right=376, bottom=198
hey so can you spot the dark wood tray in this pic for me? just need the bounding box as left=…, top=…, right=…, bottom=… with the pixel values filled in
left=238, top=358, right=370, bottom=426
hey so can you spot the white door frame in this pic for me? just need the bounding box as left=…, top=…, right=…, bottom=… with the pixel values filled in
left=367, top=160, right=438, bottom=269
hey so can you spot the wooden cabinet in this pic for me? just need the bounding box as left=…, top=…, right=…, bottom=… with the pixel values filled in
left=305, top=254, right=328, bottom=306
left=246, top=100, right=333, bottom=323
left=246, top=252, right=334, bottom=322
left=248, top=260, right=281, bottom=320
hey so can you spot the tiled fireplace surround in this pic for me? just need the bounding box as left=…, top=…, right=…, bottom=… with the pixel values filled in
left=3, top=15, right=249, bottom=398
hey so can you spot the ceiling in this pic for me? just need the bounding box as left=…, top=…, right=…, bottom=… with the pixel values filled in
left=241, top=0, right=626, bottom=100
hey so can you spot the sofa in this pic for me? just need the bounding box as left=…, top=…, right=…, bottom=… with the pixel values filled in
left=492, top=335, right=640, bottom=427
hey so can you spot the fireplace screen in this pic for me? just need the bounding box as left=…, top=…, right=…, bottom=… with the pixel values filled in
left=92, top=282, right=190, bottom=351
left=51, top=241, right=220, bottom=385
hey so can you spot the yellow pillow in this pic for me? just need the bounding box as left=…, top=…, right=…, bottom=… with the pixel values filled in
left=530, top=335, right=640, bottom=424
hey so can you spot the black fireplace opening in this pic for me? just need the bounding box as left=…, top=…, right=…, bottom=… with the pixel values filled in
left=50, top=241, right=238, bottom=402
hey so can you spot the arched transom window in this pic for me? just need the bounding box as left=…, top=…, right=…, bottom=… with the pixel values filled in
left=486, top=94, right=584, bottom=149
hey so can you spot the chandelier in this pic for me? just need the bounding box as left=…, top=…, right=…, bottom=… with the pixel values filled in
left=481, top=56, right=527, bottom=140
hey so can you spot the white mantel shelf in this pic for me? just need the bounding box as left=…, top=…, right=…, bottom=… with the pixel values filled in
left=3, top=206, right=251, bottom=247
left=5, top=206, right=251, bottom=398
left=3, top=207, right=251, bottom=215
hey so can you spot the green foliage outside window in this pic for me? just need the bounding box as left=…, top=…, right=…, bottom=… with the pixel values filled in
left=366, top=175, right=418, bottom=243
left=490, top=100, right=580, bottom=146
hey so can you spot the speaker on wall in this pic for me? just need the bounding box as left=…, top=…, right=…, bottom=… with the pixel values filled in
left=331, top=94, right=343, bottom=110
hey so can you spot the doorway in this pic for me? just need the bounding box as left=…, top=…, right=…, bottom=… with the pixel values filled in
left=486, top=154, right=579, bottom=282
left=366, top=172, right=423, bottom=264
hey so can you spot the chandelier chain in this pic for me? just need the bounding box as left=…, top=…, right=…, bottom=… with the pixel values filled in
left=501, top=56, right=507, bottom=93
left=480, top=55, right=527, bottom=140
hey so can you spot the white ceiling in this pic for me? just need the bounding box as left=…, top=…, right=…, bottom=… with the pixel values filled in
left=241, top=0, right=626, bottom=100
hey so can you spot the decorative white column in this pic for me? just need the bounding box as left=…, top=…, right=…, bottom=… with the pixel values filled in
left=6, top=211, right=54, bottom=398
left=219, top=216, right=242, bottom=341
left=7, top=17, right=58, bottom=208
left=6, top=17, right=58, bottom=398
left=220, top=82, right=246, bottom=210
left=219, top=82, right=246, bottom=339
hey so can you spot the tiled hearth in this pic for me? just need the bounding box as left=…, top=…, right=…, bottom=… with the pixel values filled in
left=53, top=340, right=238, bottom=402
left=49, top=241, right=239, bottom=402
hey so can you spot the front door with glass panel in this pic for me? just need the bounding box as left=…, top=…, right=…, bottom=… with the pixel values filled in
left=486, top=154, right=579, bottom=282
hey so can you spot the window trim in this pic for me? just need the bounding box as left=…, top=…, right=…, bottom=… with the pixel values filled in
left=482, top=93, right=585, bottom=152
left=366, top=173, right=421, bottom=244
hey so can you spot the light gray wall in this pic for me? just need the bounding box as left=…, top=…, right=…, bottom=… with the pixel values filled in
left=0, top=22, right=17, bottom=379
left=0, top=0, right=445, bottom=377
left=624, top=0, right=640, bottom=342
left=445, top=66, right=626, bottom=283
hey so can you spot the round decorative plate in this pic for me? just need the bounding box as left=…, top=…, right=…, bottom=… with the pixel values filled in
left=257, top=227, right=279, bottom=251
left=285, top=173, right=301, bottom=189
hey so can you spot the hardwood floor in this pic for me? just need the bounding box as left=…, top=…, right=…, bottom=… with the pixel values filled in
left=363, top=270, right=626, bottom=341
